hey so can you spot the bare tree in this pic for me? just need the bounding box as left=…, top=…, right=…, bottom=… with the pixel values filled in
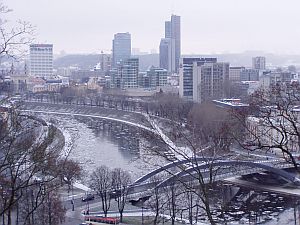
left=111, top=168, right=132, bottom=222
left=89, top=165, right=112, bottom=217
left=145, top=175, right=164, bottom=224
left=141, top=100, right=241, bottom=225
left=58, top=159, right=82, bottom=193
left=0, top=107, right=68, bottom=224
left=237, top=84, right=300, bottom=169
left=0, top=2, right=34, bottom=60
left=35, top=191, right=66, bottom=225
left=179, top=184, right=202, bottom=225
left=19, top=184, right=66, bottom=225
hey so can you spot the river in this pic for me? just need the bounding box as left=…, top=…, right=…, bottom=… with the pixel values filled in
left=35, top=112, right=299, bottom=225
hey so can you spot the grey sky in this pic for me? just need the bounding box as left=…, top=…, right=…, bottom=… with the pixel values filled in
left=3, top=0, right=300, bottom=55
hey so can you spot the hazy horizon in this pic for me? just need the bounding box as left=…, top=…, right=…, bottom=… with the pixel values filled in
left=4, top=0, right=300, bottom=55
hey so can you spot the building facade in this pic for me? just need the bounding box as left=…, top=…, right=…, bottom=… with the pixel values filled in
left=259, top=71, right=294, bottom=90
left=229, top=66, right=245, bottom=81
left=98, top=52, right=112, bottom=73
left=112, top=33, right=131, bottom=67
left=147, top=66, right=168, bottom=88
left=170, top=15, right=181, bottom=73
left=179, top=57, right=217, bottom=101
left=159, top=15, right=181, bottom=74
left=29, top=44, right=53, bottom=77
left=192, top=62, right=230, bottom=103
left=246, top=116, right=298, bottom=152
left=252, top=56, right=266, bottom=70
left=240, top=69, right=260, bottom=81
left=114, top=58, right=139, bottom=89
left=159, top=38, right=175, bottom=73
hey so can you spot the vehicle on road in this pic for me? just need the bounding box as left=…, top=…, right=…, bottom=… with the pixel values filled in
left=84, top=216, right=120, bottom=224
left=82, top=194, right=95, bottom=202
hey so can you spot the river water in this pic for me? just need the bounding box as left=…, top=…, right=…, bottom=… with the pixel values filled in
left=37, top=113, right=299, bottom=225
left=45, top=114, right=167, bottom=180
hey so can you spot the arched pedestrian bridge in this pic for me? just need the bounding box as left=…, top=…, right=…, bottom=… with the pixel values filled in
left=128, top=158, right=300, bottom=196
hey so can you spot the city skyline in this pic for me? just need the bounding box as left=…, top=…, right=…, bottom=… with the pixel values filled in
left=4, top=0, right=300, bottom=55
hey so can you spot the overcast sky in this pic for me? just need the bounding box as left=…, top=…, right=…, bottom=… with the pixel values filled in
left=3, top=0, right=300, bottom=55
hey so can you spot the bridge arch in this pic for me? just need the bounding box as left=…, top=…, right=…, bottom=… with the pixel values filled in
left=155, top=161, right=300, bottom=189
left=134, top=157, right=219, bottom=185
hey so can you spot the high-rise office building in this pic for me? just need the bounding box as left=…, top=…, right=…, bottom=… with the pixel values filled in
left=192, top=62, right=229, bottom=103
left=171, top=15, right=181, bottom=73
left=252, top=56, right=266, bottom=70
left=159, top=15, right=181, bottom=74
left=159, top=38, right=175, bottom=73
left=179, top=57, right=217, bottom=101
left=29, top=44, right=53, bottom=77
left=165, top=21, right=171, bottom=38
left=112, top=32, right=131, bottom=67
left=114, top=58, right=139, bottom=89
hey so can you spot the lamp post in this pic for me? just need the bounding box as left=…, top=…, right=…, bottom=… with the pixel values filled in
left=86, top=195, right=90, bottom=215
left=142, top=205, right=144, bottom=225
left=72, top=184, right=75, bottom=211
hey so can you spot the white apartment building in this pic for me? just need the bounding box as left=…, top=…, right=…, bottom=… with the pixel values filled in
left=192, top=62, right=229, bottom=103
left=30, top=44, right=53, bottom=77
left=246, top=109, right=300, bottom=152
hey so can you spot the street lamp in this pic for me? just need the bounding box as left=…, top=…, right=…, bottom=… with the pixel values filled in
left=72, top=184, right=75, bottom=211
left=86, top=195, right=90, bottom=215
left=142, top=204, right=144, bottom=225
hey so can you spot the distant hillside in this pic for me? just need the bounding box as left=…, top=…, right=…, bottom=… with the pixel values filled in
left=53, top=54, right=159, bottom=71
left=53, top=54, right=101, bottom=69
left=53, top=52, right=300, bottom=71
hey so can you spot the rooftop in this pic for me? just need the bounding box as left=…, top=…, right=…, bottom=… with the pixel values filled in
left=213, top=99, right=249, bottom=107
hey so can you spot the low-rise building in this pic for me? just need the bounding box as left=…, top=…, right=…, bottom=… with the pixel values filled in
left=259, top=71, right=294, bottom=90
left=240, top=69, right=259, bottom=81
left=229, top=67, right=244, bottom=81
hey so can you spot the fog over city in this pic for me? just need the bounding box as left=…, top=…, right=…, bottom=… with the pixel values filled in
left=4, top=0, right=300, bottom=54
left=4, top=1, right=300, bottom=225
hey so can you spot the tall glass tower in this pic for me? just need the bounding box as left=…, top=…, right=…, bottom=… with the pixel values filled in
left=112, top=32, right=131, bottom=68
left=171, top=15, right=181, bottom=73
left=159, top=15, right=181, bottom=74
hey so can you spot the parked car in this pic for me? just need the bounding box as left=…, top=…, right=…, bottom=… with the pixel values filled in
left=82, top=194, right=95, bottom=202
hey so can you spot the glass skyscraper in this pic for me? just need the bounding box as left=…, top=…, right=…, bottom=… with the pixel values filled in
left=112, top=32, right=131, bottom=68
left=159, top=15, right=181, bottom=74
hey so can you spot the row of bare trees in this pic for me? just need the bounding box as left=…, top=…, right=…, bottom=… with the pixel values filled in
left=0, top=102, right=84, bottom=225
left=146, top=178, right=227, bottom=225
left=0, top=3, right=86, bottom=224
left=89, top=165, right=131, bottom=222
